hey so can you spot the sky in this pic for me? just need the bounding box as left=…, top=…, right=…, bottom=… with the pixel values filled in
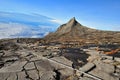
left=0, top=0, right=120, bottom=31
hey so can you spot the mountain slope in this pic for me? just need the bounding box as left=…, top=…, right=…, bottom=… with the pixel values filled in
left=45, top=17, right=120, bottom=44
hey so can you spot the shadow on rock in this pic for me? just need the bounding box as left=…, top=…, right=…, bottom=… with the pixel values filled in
left=62, top=48, right=90, bottom=68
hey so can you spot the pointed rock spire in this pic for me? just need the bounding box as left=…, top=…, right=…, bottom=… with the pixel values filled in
left=67, top=17, right=81, bottom=26
left=68, top=17, right=77, bottom=24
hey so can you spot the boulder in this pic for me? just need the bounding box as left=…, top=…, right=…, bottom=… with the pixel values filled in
left=79, top=63, right=96, bottom=73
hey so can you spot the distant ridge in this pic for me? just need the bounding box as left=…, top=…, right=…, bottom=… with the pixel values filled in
left=45, top=17, right=120, bottom=44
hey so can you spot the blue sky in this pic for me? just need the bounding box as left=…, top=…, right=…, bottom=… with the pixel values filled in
left=0, top=0, right=120, bottom=31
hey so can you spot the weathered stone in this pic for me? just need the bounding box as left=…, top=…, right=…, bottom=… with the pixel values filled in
left=20, top=51, right=32, bottom=57
left=27, top=70, right=39, bottom=80
left=7, top=72, right=17, bottom=80
left=80, top=76, right=94, bottom=80
left=97, top=62, right=114, bottom=73
left=17, top=71, right=27, bottom=80
left=0, top=72, right=10, bottom=80
left=79, top=63, right=96, bottom=72
left=35, top=60, right=54, bottom=71
left=65, top=75, right=79, bottom=80
left=0, top=51, right=4, bottom=57
left=24, top=62, right=35, bottom=70
left=0, top=61, right=27, bottom=72
left=117, top=65, right=120, bottom=69
left=89, top=60, right=119, bottom=80
left=40, top=71, right=56, bottom=80
left=51, top=56, right=73, bottom=67
left=102, top=59, right=114, bottom=63
left=89, top=69, right=119, bottom=80
left=0, top=61, right=4, bottom=68
left=3, top=56, right=18, bottom=62
left=59, top=68, right=74, bottom=77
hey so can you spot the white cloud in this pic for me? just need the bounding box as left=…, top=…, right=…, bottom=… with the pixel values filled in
left=0, top=23, right=28, bottom=39
left=0, top=11, right=59, bottom=39
left=0, top=22, right=54, bottom=39
left=31, top=35, right=39, bottom=38
left=50, top=19, right=63, bottom=24
left=43, top=32, right=50, bottom=36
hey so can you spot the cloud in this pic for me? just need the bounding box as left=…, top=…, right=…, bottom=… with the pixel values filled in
left=43, top=32, right=50, bottom=36
left=31, top=35, right=39, bottom=38
left=50, top=19, right=63, bottom=24
left=0, top=11, right=60, bottom=39
left=0, top=23, right=28, bottom=39
left=0, top=11, right=59, bottom=27
left=0, top=22, right=55, bottom=39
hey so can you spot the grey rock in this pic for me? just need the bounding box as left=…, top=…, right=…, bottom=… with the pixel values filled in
left=80, top=63, right=96, bottom=72
left=35, top=60, right=54, bottom=71
left=40, top=71, right=56, bottom=80
left=24, top=62, right=35, bottom=70
left=17, top=71, right=27, bottom=80
left=80, top=76, right=94, bottom=80
left=3, top=56, right=18, bottom=62
left=0, top=61, right=27, bottom=72
left=27, top=70, right=40, bottom=80
left=89, top=60, right=119, bottom=80
left=6, top=72, right=17, bottom=80
left=0, top=72, right=10, bottom=80
left=0, top=50, right=5, bottom=57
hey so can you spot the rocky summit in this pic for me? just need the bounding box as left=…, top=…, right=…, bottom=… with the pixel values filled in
left=45, top=17, right=120, bottom=44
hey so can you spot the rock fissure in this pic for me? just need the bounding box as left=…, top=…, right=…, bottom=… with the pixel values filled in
left=33, top=61, right=41, bottom=80
left=53, top=69, right=61, bottom=80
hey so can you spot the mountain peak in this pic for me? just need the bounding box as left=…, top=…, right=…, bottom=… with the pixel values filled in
left=70, top=17, right=76, bottom=21
left=67, top=17, right=82, bottom=26
left=45, top=17, right=120, bottom=43
left=68, top=17, right=77, bottom=24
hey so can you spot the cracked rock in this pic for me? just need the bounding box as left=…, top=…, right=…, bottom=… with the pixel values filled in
left=26, top=70, right=39, bottom=80
left=40, top=71, right=56, bottom=80
left=0, top=61, right=27, bottom=72
left=24, top=62, right=35, bottom=70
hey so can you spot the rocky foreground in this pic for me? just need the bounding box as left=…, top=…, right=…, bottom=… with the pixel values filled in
left=0, top=38, right=120, bottom=80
